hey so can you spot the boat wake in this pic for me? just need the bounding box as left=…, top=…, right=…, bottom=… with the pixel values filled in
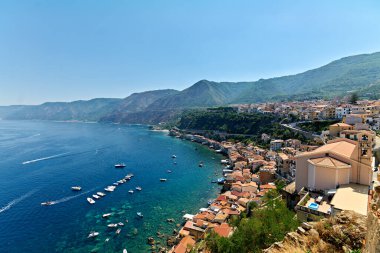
left=22, top=152, right=71, bottom=165
left=0, top=189, right=39, bottom=214
left=48, top=189, right=95, bottom=205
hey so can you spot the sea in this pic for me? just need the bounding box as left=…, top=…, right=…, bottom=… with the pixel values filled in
left=0, top=120, right=224, bottom=253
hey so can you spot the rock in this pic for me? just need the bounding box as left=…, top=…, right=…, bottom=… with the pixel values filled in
left=309, top=228, right=319, bottom=238
left=301, top=222, right=312, bottom=230
left=147, top=237, right=155, bottom=245
left=297, top=226, right=306, bottom=235
left=167, top=236, right=176, bottom=246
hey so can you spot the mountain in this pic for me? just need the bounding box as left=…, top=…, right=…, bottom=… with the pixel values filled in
left=146, top=80, right=251, bottom=109
left=4, top=98, right=122, bottom=121
left=2, top=52, right=380, bottom=123
left=233, top=52, right=380, bottom=103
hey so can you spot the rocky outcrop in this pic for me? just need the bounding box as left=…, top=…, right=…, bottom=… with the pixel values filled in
left=264, top=211, right=367, bottom=253
left=364, top=183, right=380, bottom=253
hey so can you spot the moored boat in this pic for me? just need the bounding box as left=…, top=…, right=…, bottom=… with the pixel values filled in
left=88, top=231, right=99, bottom=238
left=167, top=170, right=172, bottom=173
left=107, top=223, right=118, bottom=228
left=159, top=178, right=167, bottom=182
left=97, top=192, right=106, bottom=197
left=128, top=189, right=134, bottom=194
left=92, top=194, right=100, bottom=199
left=135, top=186, right=142, bottom=191
left=114, top=163, right=126, bottom=168
left=118, top=222, right=124, bottom=226
left=136, top=212, right=143, bottom=218
left=171, top=154, right=176, bottom=158
left=87, top=197, right=95, bottom=204
left=105, top=186, right=116, bottom=192
left=71, top=186, right=82, bottom=191
left=116, top=228, right=121, bottom=234
left=102, top=213, right=112, bottom=218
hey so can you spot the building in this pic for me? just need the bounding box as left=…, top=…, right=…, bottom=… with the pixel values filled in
left=270, top=140, right=284, bottom=151
left=295, top=138, right=373, bottom=192
left=329, top=123, right=353, bottom=137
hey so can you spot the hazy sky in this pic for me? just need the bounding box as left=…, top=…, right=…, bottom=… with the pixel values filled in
left=1, top=0, right=380, bottom=105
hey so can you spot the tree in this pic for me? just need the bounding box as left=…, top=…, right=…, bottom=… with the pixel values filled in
left=349, top=92, right=359, bottom=105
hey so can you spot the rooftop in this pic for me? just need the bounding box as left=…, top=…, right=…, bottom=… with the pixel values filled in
left=330, top=184, right=369, bottom=215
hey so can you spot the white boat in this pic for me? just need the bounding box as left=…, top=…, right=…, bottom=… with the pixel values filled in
left=105, top=238, right=110, bottom=242
left=128, top=190, right=134, bottom=194
left=107, top=223, right=118, bottom=228
left=88, top=231, right=99, bottom=238
left=92, top=194, right=100, bottom=199
left=105, top=186, right=116, bottom=192
left=117, top=222, right=124, bottom=226
left=123, top=249, right=127, bottom=253
left=71, top=186, right=82, bottom=191
left=114, top=163, right=126, bottom=168
left=87, top=197, right=95, bottom=204
left=127, top=173, right=134, bottom=177
left=160, top=178, right=167, bottom=182
left=172, top=155, right=176, bottom=158
left=136, top=212, right=143, bottom=218
left=121, top=179, right=127, bottom=183
left=97, top=192, right=106, bottom=197
left=113, top=182, right=119, bottom=186
left=124, top=176, right=131, bottom=180
left=102, top=213, right=112, bottom=218
left=116, top=228, right=121, bottom=234
left=41, top=201, right=54, bottom=206
left=117, top=180, right=124, bottom=184
left=135, top=186, right=142, bottom=191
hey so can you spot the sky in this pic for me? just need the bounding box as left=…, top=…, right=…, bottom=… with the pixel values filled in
left=1, top=0, right=380, bottom=105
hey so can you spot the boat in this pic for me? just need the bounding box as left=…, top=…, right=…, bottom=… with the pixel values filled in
left=105, top=186, right=116, bottom=192
left=172, top=155, right=176, bottom=158
left=88, top=231, right=99, bottom=238
left=105, top=238, right=110, bottom=242
left=167, top=170, right=172, bottom=173
left=102, top=213, right=112, bottom=218
left=136, top=212, right=143, bottom=218
left=123, top=249, right=127, bottom=253
left=135, top=186, right=142, bottom=191
left=124, top=176, right=131, bottom=180
left=128, top=189, right=134, bottom=194
left=160, top=178, right=167, bottom=182
left=118, top=222, right=124, bottom=226
left=41, top=201, right=54, bottom=206
left=71, top=186, right=82, bottom=191
left=199, top=162, right=204, bottom=167
left=117, top=180, right=124, bottom=184
left=127, top=173, right=134, bottom=177
left=116, top=228, right=121, bottom=234
left=113, top=182, right=119, bottom=186
left=121, top=179, right=127, bottom=183
left=114, top=163, right=126, bottom=168
left=107, top=223, right=118, bottom=228
left=97, top=192, right=106, bottom=197
left=92, top=194, right=100, bottom=199
left=87, top=197, right=95, bottom=204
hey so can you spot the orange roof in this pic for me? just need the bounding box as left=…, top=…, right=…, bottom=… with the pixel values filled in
left=173, top=236, right=196, bottom=253
left=213, top=223, right=233, bottom=238
left=309, top=156, right=351, bottom=168
left=297, top=139, right=357, bottom=159
left=260, top=184, right=276, bottom=190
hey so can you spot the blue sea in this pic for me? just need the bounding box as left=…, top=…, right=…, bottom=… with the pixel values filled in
left=0, top=120, right=224, bottom=252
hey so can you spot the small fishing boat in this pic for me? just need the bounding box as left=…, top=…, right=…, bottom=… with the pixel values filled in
left=117, top=180, right=124, bottom=184
left=107, top=223, right=118, bottom=228
left=135, top=186, right=142, bottom=191
left=102, top=213, right=112, bottom=218
left=127, top=173, right=134, bottom=177
left=87, top=197, right=95, bottom=204
left=87, top=231, right=99, bottom=238
left=128, top=189, right=134, bottom=194
left=124, top=176, right=131, bottom=180
left=199, top=162, right=204, bottom=167
left=113, top=182, right=119, bottom=186
left=136, top=212, right=143, bottom=218
left=115, top=228, right=121, bottom=234
left=123, top=249, right=127, bottom=253
left=93, top=194, right=101, bottom=199
left=105, top=186, right=116, bottom=192
left=97, top=192, right=106, bottom=197
left=172, top=155, right=176, bottom=158
left=160, top=178, right=167, bottom=182
left=118, top=222, right=124, bottom=226
left=114, top=163, right=126, bottom=168
left=105, top=238, right=110, bottom=242
left=41, top=201, right=54, bottom=206
left=71, top=186, right=82, bottom=191
left=167, top=170, right=172, bottom=173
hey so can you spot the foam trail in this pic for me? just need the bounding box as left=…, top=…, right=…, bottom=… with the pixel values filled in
left=0, top=189, right=39, bottom=214
left=49, top=189, right=95, bottom=205
left=22, top=152, right=71, bottom=165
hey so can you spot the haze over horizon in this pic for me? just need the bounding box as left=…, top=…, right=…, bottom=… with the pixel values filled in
left=1, top=0, right=380, bottom=106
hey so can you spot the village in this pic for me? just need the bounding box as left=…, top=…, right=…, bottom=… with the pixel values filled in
left=167, top=99, right=380, bottom=253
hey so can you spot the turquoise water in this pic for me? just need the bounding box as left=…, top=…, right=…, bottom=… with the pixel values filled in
left=0, top=120, right=223, bottom=252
